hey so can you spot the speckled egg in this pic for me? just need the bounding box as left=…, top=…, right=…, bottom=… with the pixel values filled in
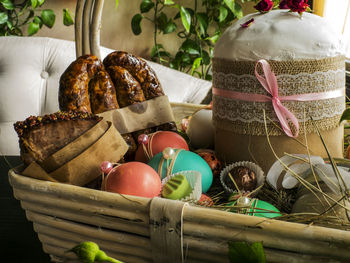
left=195, top=149, right=222, bottom=177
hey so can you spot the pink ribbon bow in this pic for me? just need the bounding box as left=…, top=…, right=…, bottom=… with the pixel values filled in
left=212, top=59, right=344, bottom=138
left=254, top=59, right=299, bottom=137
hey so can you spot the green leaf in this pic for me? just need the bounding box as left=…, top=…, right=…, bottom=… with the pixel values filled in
left=28, top=22, right=39, bottom=36
left=140, top=0, right=154, bottom=13
left=223, top=1, right=243, bottom=19
left=196, top=13, right=208, bottom=36
left=131, top=14, right=143, bottom=35
left=180, top=52, right=191, bottom=64
left=179, top=6, right=191, bottom=33
left=6, top=20, right=12, bottom=29
left=157, top=12, right=167, bottom=28
left=219, top=6, right=228, bottom=22
left=33, top=16, right=43, bottom=28
left=164, top=0, right=175, bottom=5
left=192, top=70, right=202, bottom=78
left=38, top=0, right=45, bottom=6
left=150, top=44, right=164, bottom=58
left=202, top=50, right=211, bottom=65
left=41, top=9, right=56, bottom=28
left=63, top=8, right=74, bottom=26
left=31, top=0, right=38, bottom=8
left=232, top=2, right=243, bottom=19
left=1, top=0, right=14, bottom=10
left=251, top=242, right=266, bottom=262
left=340, top=108, right=350, bottom=123
left=180, top=39, right=200, bottom=55
left=206, top=31, right=220, bottom=44
left=157, top=12, right=176, bottom=34
left=223, top=0, right=235, bottom=14
left=159, top=50, right=171, bottom=57
left=115, top=0, right=119, bottom=9
left=191, top=57, right=202, bottom=75
left=205, top=74, right=212, bottom=81
left=169, top=61, right=178, bottom=70
left=0, top=12, right=8, bottom=24
left=163, top=20, right=176, bottom=34
left=228, top=241, right=266, bottom=263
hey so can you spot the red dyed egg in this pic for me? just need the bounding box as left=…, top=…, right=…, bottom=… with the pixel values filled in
left=195, top=149, right=222, bottom=177
left=198, top=194, right=214, bottom=207
left=135, top=131, right=189, bottom=163
left=104, top=162, right=161, bottom=198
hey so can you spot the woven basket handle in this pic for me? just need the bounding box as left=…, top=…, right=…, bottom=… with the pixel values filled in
left=75, top=0, right=104, bottom=58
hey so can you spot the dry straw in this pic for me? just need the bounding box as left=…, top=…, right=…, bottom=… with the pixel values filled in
left=260, top=109, right=350, bottom=230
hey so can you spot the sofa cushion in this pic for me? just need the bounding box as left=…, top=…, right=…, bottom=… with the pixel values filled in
left=0, top=37, right=211, bottom=155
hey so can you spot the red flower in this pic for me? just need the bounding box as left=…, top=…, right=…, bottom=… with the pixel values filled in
left=279, top=0, right=289, bottom=9
left=254, top=0, right=274, bottom=12
left=241, top=18, right=255, bottom=28
left=286, top=0, right=310, bottom=14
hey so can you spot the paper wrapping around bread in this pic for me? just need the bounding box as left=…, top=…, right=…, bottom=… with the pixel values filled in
left=22, top=121, right=128, bottom=186
left=98, top=95, right=175, bottom=134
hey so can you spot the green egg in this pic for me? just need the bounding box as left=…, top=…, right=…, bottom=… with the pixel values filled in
left=226, top=198, right=282, bottom=219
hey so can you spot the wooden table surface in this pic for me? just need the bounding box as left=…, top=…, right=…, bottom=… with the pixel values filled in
left=1, top=156, right=50, bottom=262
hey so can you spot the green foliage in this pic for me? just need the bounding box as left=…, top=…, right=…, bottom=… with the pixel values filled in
left=41, top=9, right=55, bottom=28
left=340, top=108, right=350, bottom=123
left=131, top=14, right=143, bottom=35
left=63, top=8, right=74, bottom=26
left=0, top=0, right=74, bottom=36
left=131, top=0, right=255, bottom=80
left=68, top=241, right=124, bottom=263
left=228, top=241, right=266, bottom=263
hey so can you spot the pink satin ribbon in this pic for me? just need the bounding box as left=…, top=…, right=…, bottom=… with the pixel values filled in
left=213, top=59, right=344, bottom=138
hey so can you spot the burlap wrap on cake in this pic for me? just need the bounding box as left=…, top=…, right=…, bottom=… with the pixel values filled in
left=212, top=56, right=346, bottom=172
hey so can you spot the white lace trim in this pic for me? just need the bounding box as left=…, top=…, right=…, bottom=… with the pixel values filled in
left=213, top=69, right=345, bottom=96
left=213, top=96, right=345, bottom=124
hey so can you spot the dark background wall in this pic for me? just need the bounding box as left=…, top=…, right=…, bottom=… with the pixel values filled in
left=0, top=157, right=50, bottom=262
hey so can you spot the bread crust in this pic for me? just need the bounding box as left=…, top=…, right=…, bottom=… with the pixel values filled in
left=59, top=55, right=104, bottom=113
left=14, top=112, right=102, bottom=165
left=103, top=51, right=164, bottom=99
left=89, top=69, right=119, bottom=114
left=106, top=65, right=146, bottom=107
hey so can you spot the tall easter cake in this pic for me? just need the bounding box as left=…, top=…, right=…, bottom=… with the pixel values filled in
left=212, top=10, right=345, bottom=171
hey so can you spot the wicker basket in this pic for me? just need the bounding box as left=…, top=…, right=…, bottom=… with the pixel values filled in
left=8, top=102, right=350, bottom=263
left=9, top=164, right=350, bottom=263
left=8, top=1, right=350, bottom=262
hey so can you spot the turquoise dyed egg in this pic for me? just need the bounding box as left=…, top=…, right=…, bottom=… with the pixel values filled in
left=148, top=150, right=213, bottom=193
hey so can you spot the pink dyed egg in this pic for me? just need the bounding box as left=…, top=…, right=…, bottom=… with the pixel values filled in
left=135, top=131, right=189, bottom=163
left=104, top=162, right=161, bottom=198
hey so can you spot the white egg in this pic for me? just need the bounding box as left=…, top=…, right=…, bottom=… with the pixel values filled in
left=186, top=109, right=214, bottom=149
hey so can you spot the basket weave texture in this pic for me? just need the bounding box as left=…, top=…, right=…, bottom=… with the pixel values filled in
left=9, top=163, right=350, bottom=263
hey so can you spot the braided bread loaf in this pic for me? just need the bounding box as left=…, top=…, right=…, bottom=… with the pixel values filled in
left=59, top=51, right=176, bottom=159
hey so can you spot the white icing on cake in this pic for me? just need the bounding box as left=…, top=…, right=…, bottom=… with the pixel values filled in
left=214, top=10, right=344, bottom=61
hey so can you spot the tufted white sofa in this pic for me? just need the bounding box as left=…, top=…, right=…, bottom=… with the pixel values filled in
left=0, top=37, right=212, bottom=156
